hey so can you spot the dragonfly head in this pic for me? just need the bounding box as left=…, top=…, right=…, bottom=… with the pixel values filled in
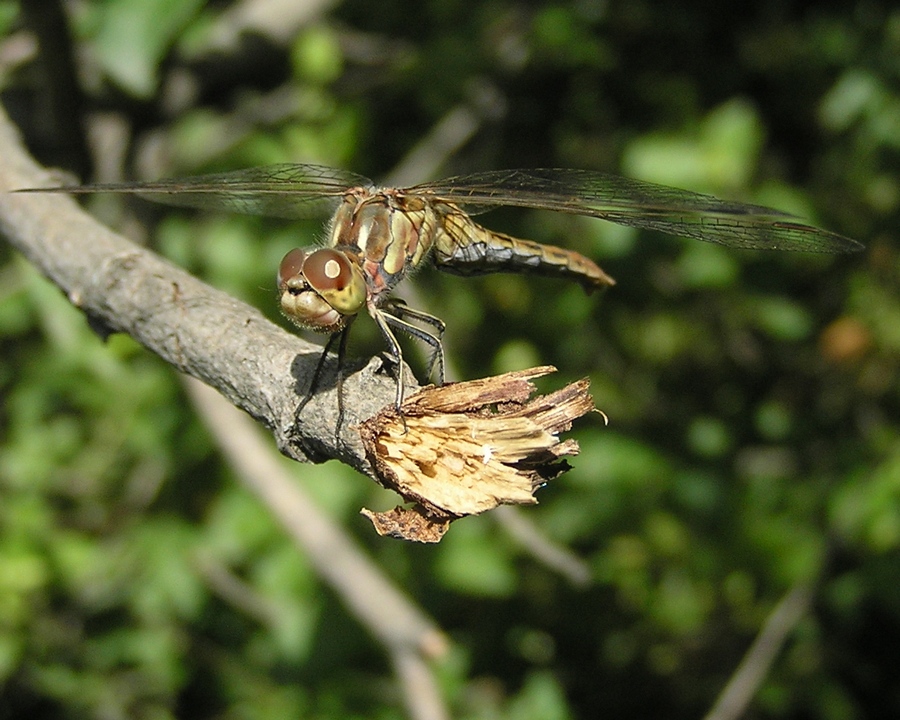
left=277, top=247, right=367, bottom=333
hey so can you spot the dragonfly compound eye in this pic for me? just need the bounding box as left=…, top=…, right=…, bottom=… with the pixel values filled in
left=301, top=249, right=367, bottom=316
left=277, top=247, right=308, bottom=288
left=302, top=249, right=353, bottom=290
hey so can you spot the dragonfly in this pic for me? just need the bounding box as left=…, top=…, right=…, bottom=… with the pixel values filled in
left=22, top=164, right=864, bottom=410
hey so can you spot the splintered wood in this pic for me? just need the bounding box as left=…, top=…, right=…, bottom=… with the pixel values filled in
left=359, top=366, right=599, bottom=542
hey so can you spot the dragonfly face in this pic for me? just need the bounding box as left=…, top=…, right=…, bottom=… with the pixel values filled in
left=277, top=246, right=367, bottom=333
left=18, top=163, right=863, bottom=410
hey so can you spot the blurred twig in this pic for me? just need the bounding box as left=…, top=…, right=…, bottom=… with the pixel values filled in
left=381, top=79, right=506, bottom=188
left=193, top=552, right=284, bottom=629
left=184, top=376, right=449, bottom=720
left=392, top=647, right=450, bottom=720
left=202, top=0, right=340, bottom=52
left=493, top=507, right=592, bottom=587
left=703, top=580, right=815, bottom=720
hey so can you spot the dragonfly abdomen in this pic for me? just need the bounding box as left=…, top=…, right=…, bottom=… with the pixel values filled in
left=432, top=214, right=615, bottom=293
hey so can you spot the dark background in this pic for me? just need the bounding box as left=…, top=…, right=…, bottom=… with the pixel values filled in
left=1, top=0, right=898, bottom=718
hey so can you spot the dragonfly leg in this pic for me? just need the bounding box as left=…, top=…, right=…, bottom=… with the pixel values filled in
left=295, top=327, right=350, bottom=434
left=382, top=299, right=447, bottom=385
left=370, top=304, right=446, bottom=415
left=369, top=307, right=408, bottom=413
left=333, top=327, right=350, bottom=430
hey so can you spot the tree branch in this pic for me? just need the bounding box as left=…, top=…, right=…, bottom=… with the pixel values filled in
left=0, top=102, right=403, bottom=474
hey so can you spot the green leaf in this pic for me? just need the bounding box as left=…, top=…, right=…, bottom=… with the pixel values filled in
left=745, top=295, right=814, bottom=341
left=507, top=671, right=573, bottom=720
left=0, top=2, right=18, bottom=38
left=435, top=519, right=517, bottom=597
left=622, top=98, right=765, bottom=192
left=92, top=0, right=205, bottom=97
left=291, top=26, right=344, bottom=84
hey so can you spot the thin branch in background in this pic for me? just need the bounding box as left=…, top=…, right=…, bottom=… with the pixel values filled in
left=703, top=580, right=815, bottom=720
left=493, top=507, right=591, bottom=587
left=183, top=376, right=449, bottom=720
left=203, top=0, right=340, bottom=52
left=193, top=553, right=284, bottom=629
left=381, top=79, right=507, bottom=188
left=392, top=647, right=450, bottom=720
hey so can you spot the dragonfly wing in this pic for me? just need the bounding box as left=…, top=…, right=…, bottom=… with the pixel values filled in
left=409, top=169, right=863, bottom=253
left=24, top=164, right=373, bottom=220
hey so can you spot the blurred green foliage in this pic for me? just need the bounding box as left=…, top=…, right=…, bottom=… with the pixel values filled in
left=2, top=0, right=899, bottom=718
left=87, top=0, right=207, bottom=97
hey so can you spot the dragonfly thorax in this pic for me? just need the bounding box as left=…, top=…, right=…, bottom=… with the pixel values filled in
left=328, top=192, right=438, bottom=299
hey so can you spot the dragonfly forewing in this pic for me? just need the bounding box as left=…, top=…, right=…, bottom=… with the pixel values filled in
left=409, top=169, right=864, bottom=253
left=25, top=163, right=373, bottom=220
